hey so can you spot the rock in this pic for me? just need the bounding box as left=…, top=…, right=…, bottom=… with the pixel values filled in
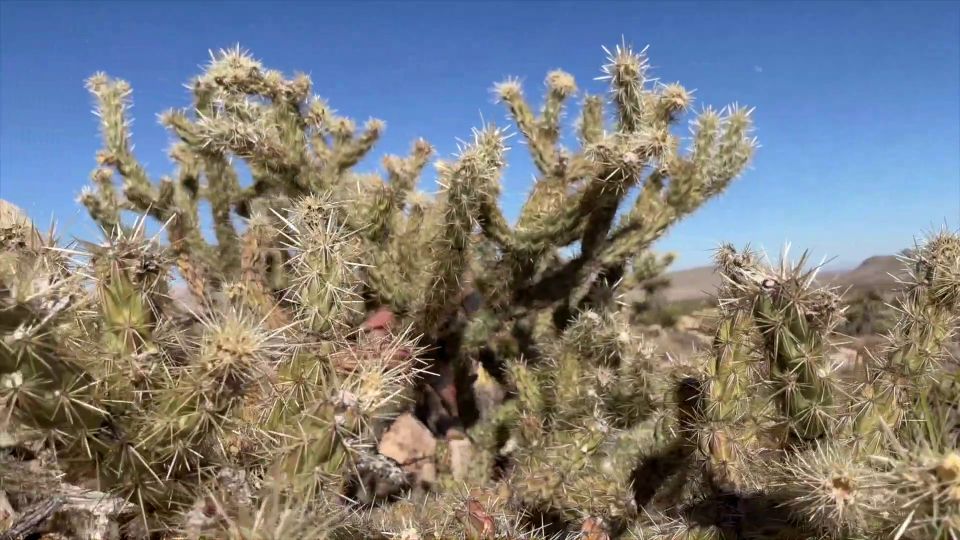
left=39, top=484, right=131, bottom=540
left=333, top=308, right=413, bottom=373
left=378, top=413, right=437, bottom=488
left=0, top=457, right=132, bottom=540
left=352, top=452, right=409, bottom=504
left=361, top=307, right=397, bottom=335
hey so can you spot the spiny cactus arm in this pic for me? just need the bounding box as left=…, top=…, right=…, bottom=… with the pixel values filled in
left=849, top=374, right=907, bottom=455
left=495, top=73, right=607, bottom=259
left=191, top=99, right=302, bottom=189
left=515, top=121, right=752, bottom=312
left=599, top=106, right=756, bottom=269
left=384, top=139, right=434, bottom=209
left=655, top=82, right=695, bottom=126
left=594, top=169, right=672, bottom=269
left=493, top=70, right=576, bottom=175
left=697, top=248, right=763, bottom=491
left=84, top=73, right=160, bottom=216
left=161, top=116, right=206, bottom=250
left=707, top=309, right=755, bottom=418
left=334, top=118, right=385, bottom=174
left=417, top=127, right=505, bottom=335
left=308, top=98, right=365, bottom=186
left=472, top=143, right=514, bottom=251
left=577, top=162, right=635, bottom=259
left=708, top=244, right=760, bottom=410
left=279, top=196, right=366, bottom=335
left=164, top=146, right=223, bottom=285
left=82, top=79, right=215, bottom=295
left=0, top=258, right=104, bottom=443
left=510, top=417, right=624, bottom=522
left=536, top=311, right=622, bottom=424
left=184, top=478, right=346, bottom=540
left=670, top=106, right=755, bottom=212
left=464, top=125, right=513, bottom=249
left=848, top=444, right=960, bottom=539
left=78, top=168, right=122, bottom=232
left=627, top=250, right=675, bottom=286
left=167, top=143, right=201, bottom=211
left=306, top=96, right=334, bottom=158
left=186, top=49, right=317, bottom=201
left=563, top=461, right=638, bottom=524
left=601, top=324, right=659, bottom=426
left=511, top=173, right=591, bottom=254
left=194, top=46, right=282, bottom=99
left=96, top=261, right=157, bottom=359
left=103, top=307, right=282, bottom=527
left=763, top=442, right=887, bottom=538
left=307, top=97, right=386, bottom=189
left=508, top=152, right=648, bottom=311
left=230, top=213, right=291, bottom=329
left=476, top=192, right=513, bottom=253
left=507, top=88, right=613, bottom=252
left=888, top=232, right=960, bottom=376
left=364, top=139, right=434, bottom=246
left=89, top=111, right=205, bottom=293
left=507, top=358, right=546, bottom=417
left=578, top=94, right=605, bottom=145
left=597, top=42, right=649, bottom=134
left=266, top=336, right=423, bottom=505
left=514, top=63, right=749, bottom=309
left=163, top=111, right=242, bottom=274
left=853, top=231, right=960, bottom=448
left=541, top=71, right=578, bottom=143
left=751, top=252, right=842, bottom=442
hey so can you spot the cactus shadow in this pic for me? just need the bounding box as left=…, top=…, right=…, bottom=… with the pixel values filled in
left=680, top=490, right=815, bottom=539
left=630, top=438, right=695, bottom=509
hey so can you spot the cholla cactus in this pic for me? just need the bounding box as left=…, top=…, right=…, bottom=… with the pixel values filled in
left=10, top=38, right=957, bottom=540
left=75, top=42, right=756, bottom=440
left=4, top=40, right=758, bottom=538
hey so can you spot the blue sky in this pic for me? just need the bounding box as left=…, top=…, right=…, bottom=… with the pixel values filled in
left=1, top=1, right=957, bottom=270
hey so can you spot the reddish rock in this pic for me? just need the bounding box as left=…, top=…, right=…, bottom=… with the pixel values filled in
left=362, top=307, right=397, bottom=335
left=378, top=413, right=437, bottom=488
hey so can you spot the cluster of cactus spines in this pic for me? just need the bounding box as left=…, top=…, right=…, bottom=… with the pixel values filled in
left=3, top=42, right=958, bottom=540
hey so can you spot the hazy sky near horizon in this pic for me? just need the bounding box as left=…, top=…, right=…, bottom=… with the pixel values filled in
left=1, top=0, right=957, bottom=270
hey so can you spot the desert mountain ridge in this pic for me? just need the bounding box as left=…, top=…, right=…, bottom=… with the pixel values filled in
left=660, top=253, right=908, bottom=303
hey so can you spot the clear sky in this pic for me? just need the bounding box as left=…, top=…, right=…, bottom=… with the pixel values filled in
left=1, top=0, right=958, bottom=270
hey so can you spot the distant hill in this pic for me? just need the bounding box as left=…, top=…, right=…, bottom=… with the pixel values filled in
left=824, top=255, right=907, bottom=292
left=661, top=254, right=907, bottom=303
